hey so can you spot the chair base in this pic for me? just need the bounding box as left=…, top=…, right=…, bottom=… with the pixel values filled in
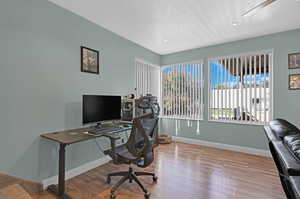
left=107, top=167, right=157, bottom=199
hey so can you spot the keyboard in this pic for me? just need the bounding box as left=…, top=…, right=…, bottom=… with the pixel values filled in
left=88, top=127, right=123, bottom=135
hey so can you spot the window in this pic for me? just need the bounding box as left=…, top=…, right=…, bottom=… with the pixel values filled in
left=135, top=59, right=160, bottom=99
left=161, top=61, right=204, bottom=120
left=208, top=50, right=273, bottom=124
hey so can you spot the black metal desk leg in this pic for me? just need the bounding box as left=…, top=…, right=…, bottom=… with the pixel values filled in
left=48, top=144, right=72, bottom=199
left=58, top=143, right=66, bottom=195
left=110, top=139, right=117, bottom=164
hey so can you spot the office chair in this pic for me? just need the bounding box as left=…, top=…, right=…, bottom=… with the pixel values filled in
left=134, top=95, right=160, bottom=147
left=106, top=112, right=159, bottom=199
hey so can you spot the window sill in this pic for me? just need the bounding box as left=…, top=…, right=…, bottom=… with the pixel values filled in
left=159, top=117, right=268, bottom=126
left=160, top=116, right=203, bottom=121
left=207, top=119, right=266, bottom=126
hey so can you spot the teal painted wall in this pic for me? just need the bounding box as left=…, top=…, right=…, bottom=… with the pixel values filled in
left=160, top=29, right=300, bottom=150
left=0, top=0, right=160, bottom=181
left=1, top=0, right=300, bottom=183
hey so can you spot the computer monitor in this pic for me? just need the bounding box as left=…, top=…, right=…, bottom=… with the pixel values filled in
left=82, top=95, right=121, bottom=125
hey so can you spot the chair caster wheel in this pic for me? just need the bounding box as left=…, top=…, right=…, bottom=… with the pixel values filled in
left=110, top=194, right=116, bottom=199
left=107, top=177, right=111, bottom=184
left=153, top=176, right=158, bottom=182
left=144, top=192, right=151, bottom=199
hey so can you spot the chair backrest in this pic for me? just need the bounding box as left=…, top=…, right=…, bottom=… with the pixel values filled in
left=134, top=95, right=160, bottom=146
left=125, top=113, right=158, bottom=168
left=135, top=95, right=160, bottom=120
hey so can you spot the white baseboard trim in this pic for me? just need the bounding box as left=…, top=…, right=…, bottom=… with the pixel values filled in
left=173, top=136, right=271, bottom=157
left=42, top=155, right=111, bottom=189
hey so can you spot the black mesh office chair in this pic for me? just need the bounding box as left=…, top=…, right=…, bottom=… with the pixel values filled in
left=106, top=112, right=159, bottom=199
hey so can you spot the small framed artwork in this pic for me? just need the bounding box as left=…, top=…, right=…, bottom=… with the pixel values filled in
left=288, top=53, right=300, bottom=69
left=81, top=46, right=99, bottom=74
left=289, top=74, right=300, bottom=90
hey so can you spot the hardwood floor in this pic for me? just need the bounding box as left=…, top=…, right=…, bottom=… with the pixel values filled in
left=32, top=142, right=286, bottom=199
left=0, top=173, right=42, bottom=196
left=0, top=184, right=33, bottom=199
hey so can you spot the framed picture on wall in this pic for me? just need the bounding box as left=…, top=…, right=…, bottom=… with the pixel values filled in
left=289, top=74, right=300, bottom=90
left=288, top=53, right=300, bottom=69
left=81, top=46, right=99, bottom=74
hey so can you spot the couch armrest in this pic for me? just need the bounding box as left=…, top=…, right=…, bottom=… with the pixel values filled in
left=269, top=119, right=300, bottom=139
left=264, top=125, right=281, bottom=142
left=273, top=141, right=300, bottom=176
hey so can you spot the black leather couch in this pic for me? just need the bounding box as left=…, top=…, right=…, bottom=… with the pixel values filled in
left=264, top=119, right=300, bottom=199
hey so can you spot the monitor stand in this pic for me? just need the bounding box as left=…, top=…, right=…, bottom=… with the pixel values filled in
left=93, top=120, right=116, bottom=129
left=94, top=122, right=103, bottom=129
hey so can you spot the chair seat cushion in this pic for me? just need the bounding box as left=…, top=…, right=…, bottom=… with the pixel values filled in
left=284, top=135, right=300, bottom=161
left=114, top=144, right=149, bottom=166
left=285, top=134, right=300, bottom=145
left=115, top=144, right=137, bottom=160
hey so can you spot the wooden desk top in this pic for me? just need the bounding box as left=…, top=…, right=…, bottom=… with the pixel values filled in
left=41, top=126, right=131, bottom=145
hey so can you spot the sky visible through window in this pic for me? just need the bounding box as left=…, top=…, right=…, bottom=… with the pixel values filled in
left=163, top=64, right=201, bottom=74
left=162, top=64, right=201, bottom=80
left=210, top=62, right=269, bottom=88
left=162, top=62, right=269, bottom=88
left=162, top=53, right=272, bottom=123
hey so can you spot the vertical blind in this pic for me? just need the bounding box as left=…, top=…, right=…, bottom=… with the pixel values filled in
left=161, top=61, right=204, bottom=120
left=135, top=59, right=160, bottom=99
left=208, top=51, right=273, bottom=124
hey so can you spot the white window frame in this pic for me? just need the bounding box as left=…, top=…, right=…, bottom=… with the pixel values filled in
left=207, top=49, right=274, bottom=125
left=160, top=60, right=204, bottom=121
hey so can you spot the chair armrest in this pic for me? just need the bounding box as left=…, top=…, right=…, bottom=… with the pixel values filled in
left=134, top=112, right=153, bottom=120
left=273, top=141, right=300, bottom=176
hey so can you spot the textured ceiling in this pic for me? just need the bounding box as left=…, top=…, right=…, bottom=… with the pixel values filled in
left=48, top=0, right=300, bottom=55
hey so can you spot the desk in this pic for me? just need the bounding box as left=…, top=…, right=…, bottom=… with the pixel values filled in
left=41, top=125, right=131, bottom=199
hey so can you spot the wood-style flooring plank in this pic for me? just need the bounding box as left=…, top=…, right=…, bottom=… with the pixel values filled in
left=0, top=184, right=33, bottom=199
left=32, top=142, right=286, bottom=199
